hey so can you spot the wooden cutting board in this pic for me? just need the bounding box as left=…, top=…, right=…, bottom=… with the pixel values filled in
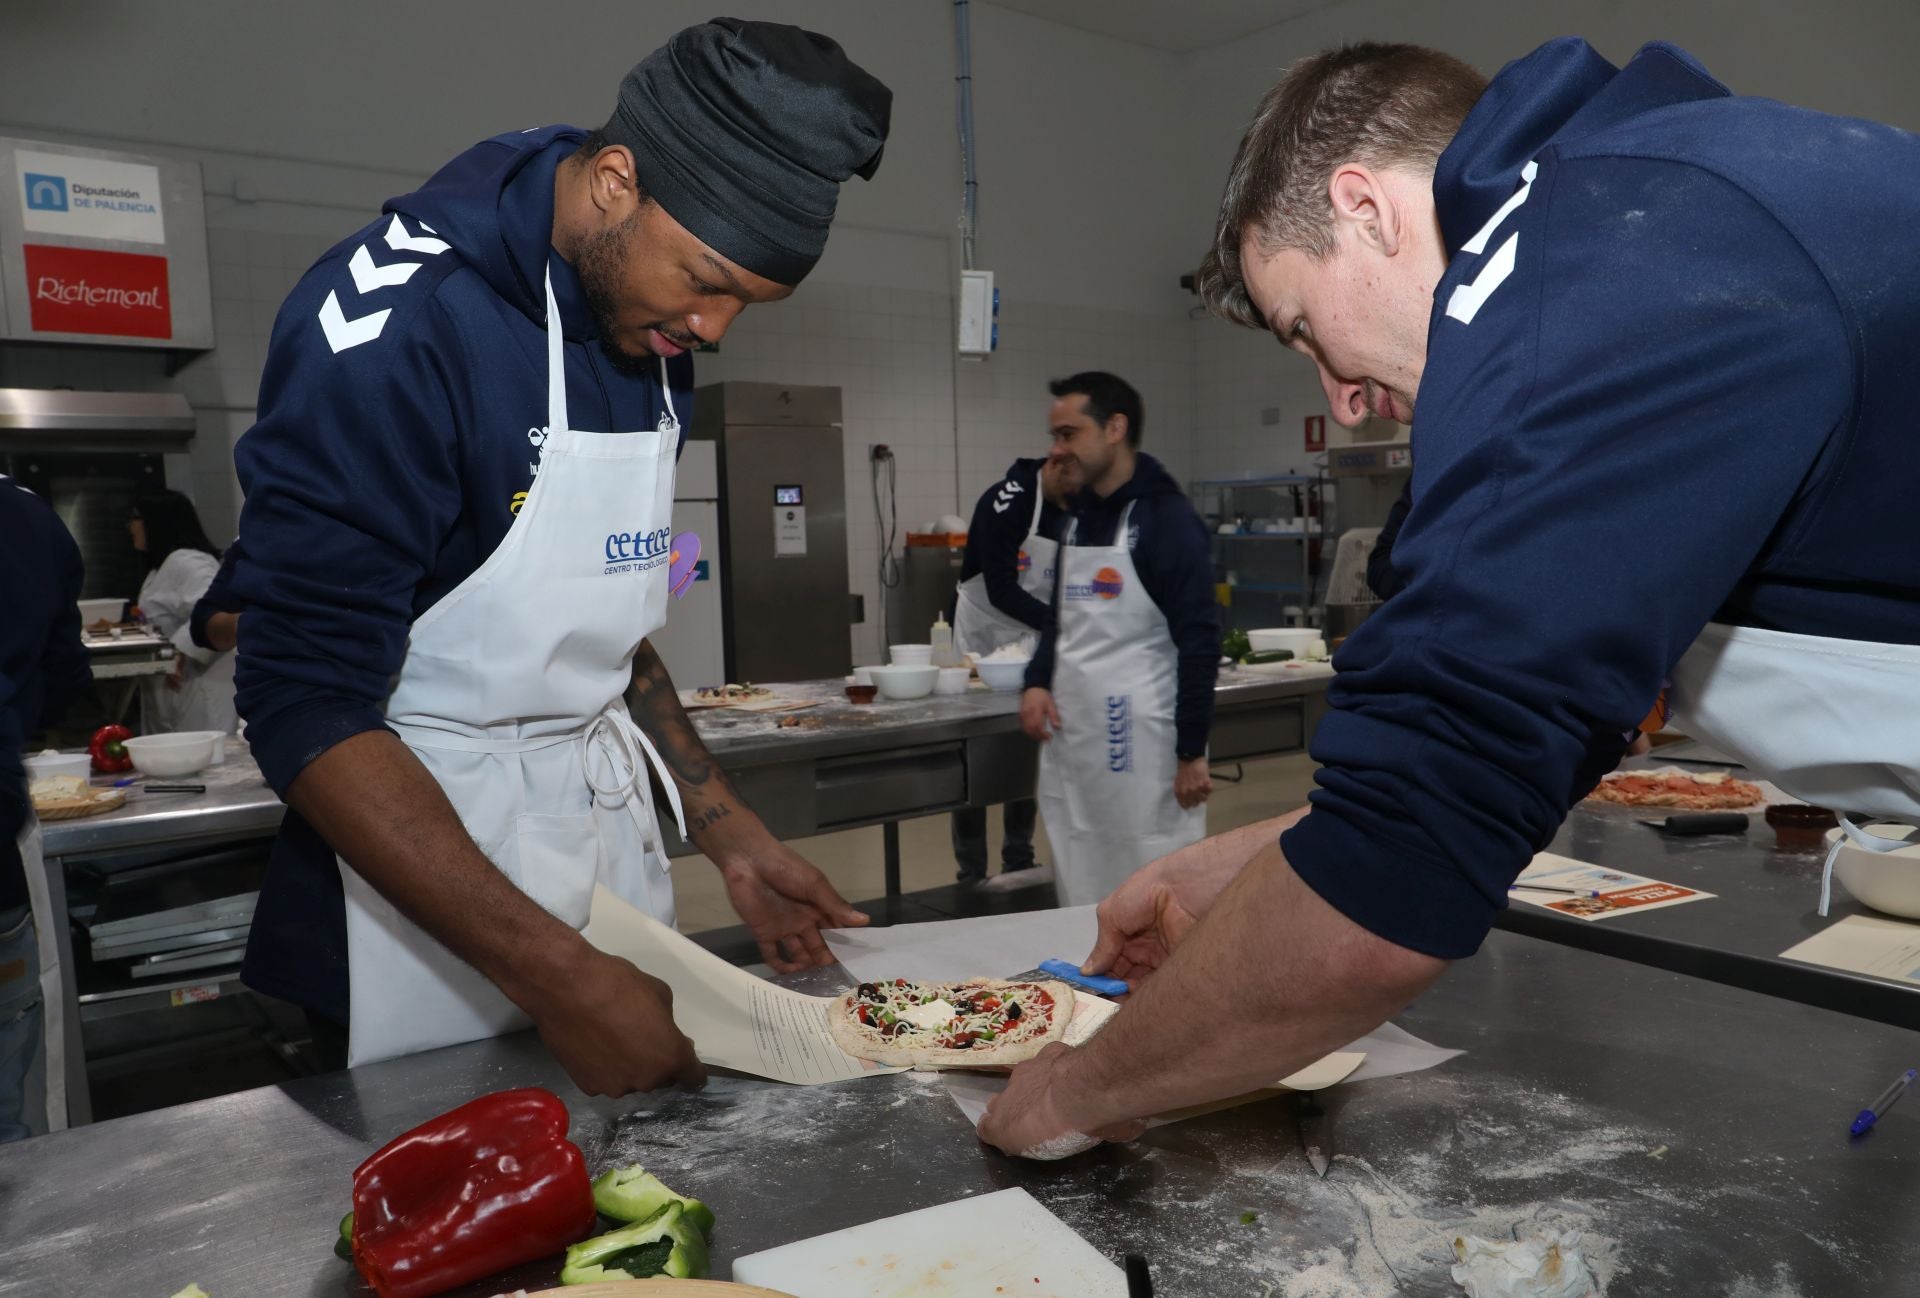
left=730, top=1188, right=1125, bottom=1297
left=527, top=1282, right=798, bottom=1297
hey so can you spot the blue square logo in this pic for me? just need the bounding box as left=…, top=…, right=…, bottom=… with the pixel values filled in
left=23, top=173, right=67, bottom=212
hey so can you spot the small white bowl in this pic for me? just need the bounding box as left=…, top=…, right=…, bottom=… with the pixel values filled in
left=78, top=597, right=127, bottom=625
left=123, top=731, right=222, bottom=778
left=974, top=658, right=1032, bottom=692
left=934, top=666, right=972, bottom=695
left=25, top=751, right=93, bottom=783
left=889, top=644, right=933, bottom=667
left=1828, top=823, right=1920, bottom=919
left=866, top=664, right=938, bottom=700
left=1247, top=627, right=1325, bottom=658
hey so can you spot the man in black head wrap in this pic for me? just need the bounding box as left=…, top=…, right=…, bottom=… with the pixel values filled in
left=229, top=19, right=892, bottom=1097
left=560, top=17, right=891, bottom=372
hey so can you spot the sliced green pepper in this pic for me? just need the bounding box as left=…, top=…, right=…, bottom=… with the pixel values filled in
left=589, top=1164, right=715, bottom=1237
left=333, top=1211, right=355, bottom=1261
left=560, top=1202, right=710, bottom=1284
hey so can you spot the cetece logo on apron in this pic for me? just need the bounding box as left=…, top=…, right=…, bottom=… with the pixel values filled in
left=1106, top=694, right=1133, bottom=773
left=604, top=526, right=673, bottom=575
left=1065, top=566, right=1126, bottom=601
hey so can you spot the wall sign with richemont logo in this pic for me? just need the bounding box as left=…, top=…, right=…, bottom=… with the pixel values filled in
left=0, top=136, right=213, bottom=349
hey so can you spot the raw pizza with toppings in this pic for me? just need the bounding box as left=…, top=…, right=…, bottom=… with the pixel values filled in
left=828, top=977, right=1073, bottom=1068
left=692, top=683, right=772, bottom=701
left=1586, top=767, right=1764, bottom=810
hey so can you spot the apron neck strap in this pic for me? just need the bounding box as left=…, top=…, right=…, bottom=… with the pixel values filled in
left=543, top=265, right=568, bottom=440
left=545, top=263, right=681, bottom=438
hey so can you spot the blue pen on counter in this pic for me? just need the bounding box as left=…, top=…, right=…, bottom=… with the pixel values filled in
left=1850, top=1068, right=1916, bottom=1137
left=1510, top=883, right=1602, bottom=897
left=1037, top=958, right=1130, bottom=998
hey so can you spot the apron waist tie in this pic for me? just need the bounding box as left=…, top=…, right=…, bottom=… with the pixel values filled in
left=583, top=705, right=688, bottom=850
left=1819, top=814, right=1918, bottom=917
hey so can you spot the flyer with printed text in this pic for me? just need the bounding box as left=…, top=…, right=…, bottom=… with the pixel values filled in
left=1511, top=851, right=1715, bottom=921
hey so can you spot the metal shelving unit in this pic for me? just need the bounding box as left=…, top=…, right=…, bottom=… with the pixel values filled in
left=1190, top=473, right=1328, bottom=633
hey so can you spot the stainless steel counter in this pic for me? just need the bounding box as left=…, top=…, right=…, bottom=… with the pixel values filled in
left=37, top=667, right=1332, bottom=861
left=2, top=925, right=1910, bottom=1297
left=40, top=742, right=282, bottom=858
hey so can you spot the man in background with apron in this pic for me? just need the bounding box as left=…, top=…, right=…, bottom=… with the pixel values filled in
left=1020, top=373, right=1221, bottom=909
left=983, top=38, right=1920, bottom=1156
left=0, top=476, right=91, bottom=1140
left=950, top=455, right=1077, bottom=885
left=230, top=20, right=891, bottom=1095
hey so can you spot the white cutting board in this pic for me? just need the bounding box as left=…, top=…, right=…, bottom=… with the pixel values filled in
left=730, top=1187, right=1125, bottom=1297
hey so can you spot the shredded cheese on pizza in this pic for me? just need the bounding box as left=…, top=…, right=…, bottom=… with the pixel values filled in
left=845, top=978, right=1059, bottom=1053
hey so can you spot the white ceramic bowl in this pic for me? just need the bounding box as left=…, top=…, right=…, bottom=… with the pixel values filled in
left=122, top=731, right=222, bottom=778
left=1247, top=627, right=1325, bottom=658
left=934, top=666, right=972, bottom=695
left=77, top=597, right=127, bottom=625
left=866, top=664, right=938, bottom=700
left=974, top=657, right=1032, bottom=692
left=1828, top=823, right=1920, bottom=919
left=889, top=644, right=933, bottom=667
left=25, top=751, right=93, bottom=784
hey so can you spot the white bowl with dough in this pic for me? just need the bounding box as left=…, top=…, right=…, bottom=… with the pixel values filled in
left=123, top=731, right=222, bottom=778
left=1827, top=823, right=1920, bottom=919
left=77, top=597, right=127, bottom=625
left=866, top=664, right=938, bottom=700
left=25, top=751, right=93, bottom=784
left=974, top=657, right=1032, bottom=692
left=1247, top=627, right=1324, bottom=658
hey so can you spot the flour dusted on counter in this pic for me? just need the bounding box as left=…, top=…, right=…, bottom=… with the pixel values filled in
left=1452, top=1229, right=1599, bottom=1298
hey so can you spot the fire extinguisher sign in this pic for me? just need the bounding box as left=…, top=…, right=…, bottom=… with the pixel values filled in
left=1304, top=415, right=1326, bottom=452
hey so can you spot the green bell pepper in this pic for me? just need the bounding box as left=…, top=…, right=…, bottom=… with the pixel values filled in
left=589, top=1164, right=716, bottom=1237
left=560, top=1202, right=710, bottom=1284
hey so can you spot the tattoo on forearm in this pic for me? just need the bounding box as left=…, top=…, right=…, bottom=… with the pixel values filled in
left=626, top=640, right=741, bottom=801
left=689, top=804, right=733, bottom=833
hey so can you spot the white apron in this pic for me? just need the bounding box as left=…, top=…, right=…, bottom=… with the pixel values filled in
left=1037, top=502, right=1206, bottom=908
left=1667, top=621, right=1920, bottom=915
left=953, top=486, right=1057, bottom=660
left=12, top=820, right=66, bottom=1134
left=137, top=551, right=239, bottom=736
left=339, top=267, right=686, bottom=1066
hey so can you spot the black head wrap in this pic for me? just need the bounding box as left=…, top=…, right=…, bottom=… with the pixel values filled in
left=602, top=17, right=892, bottom=285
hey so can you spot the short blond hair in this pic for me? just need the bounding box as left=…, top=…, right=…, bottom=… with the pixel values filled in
left=1197, top=43, right=1487, bottom=330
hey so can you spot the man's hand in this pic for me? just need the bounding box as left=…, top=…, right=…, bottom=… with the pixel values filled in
left=1020, top=687, right=1061, bottom=742
left=1083, top=807, right=1312, bottom=986
left=978, top=1043, right=1144, bottom=1157
left=521, top=946, right=705, bottom=1096
left=624, top=640, right=866, bottom=972
left=165, top=658, right=185, bottom=691
left=290, top=730, right=705, bottom=1099
left=1173, top=756, right=1212, bottom=809
left=718, top=840, right=870, bottom=973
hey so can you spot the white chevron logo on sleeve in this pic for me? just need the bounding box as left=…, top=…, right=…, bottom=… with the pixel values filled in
left=384, top=214, right=450, bottom=256
left=349, top=244, right=422, bottom=293
left=318, top=290, right=393, bottom=353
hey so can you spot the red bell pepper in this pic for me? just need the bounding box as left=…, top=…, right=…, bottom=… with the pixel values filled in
left=88, top=725, right=133, bottom=774
left=350, top=1087, right=597, bottom=1298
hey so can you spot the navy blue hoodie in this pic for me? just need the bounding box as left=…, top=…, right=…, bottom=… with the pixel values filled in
left=958, top=457, right=1072, bottom=633
left=231, top=127, right=691, bottom=1020
left=1, top=478, right=90, bottom=911
left=1026, top=452, right=1220, bottom=758
left=1282, top=40, right=1920, bottom=961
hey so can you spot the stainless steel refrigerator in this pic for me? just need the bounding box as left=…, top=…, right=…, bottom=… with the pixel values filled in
left=689, top=382, right=852, bottom=684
